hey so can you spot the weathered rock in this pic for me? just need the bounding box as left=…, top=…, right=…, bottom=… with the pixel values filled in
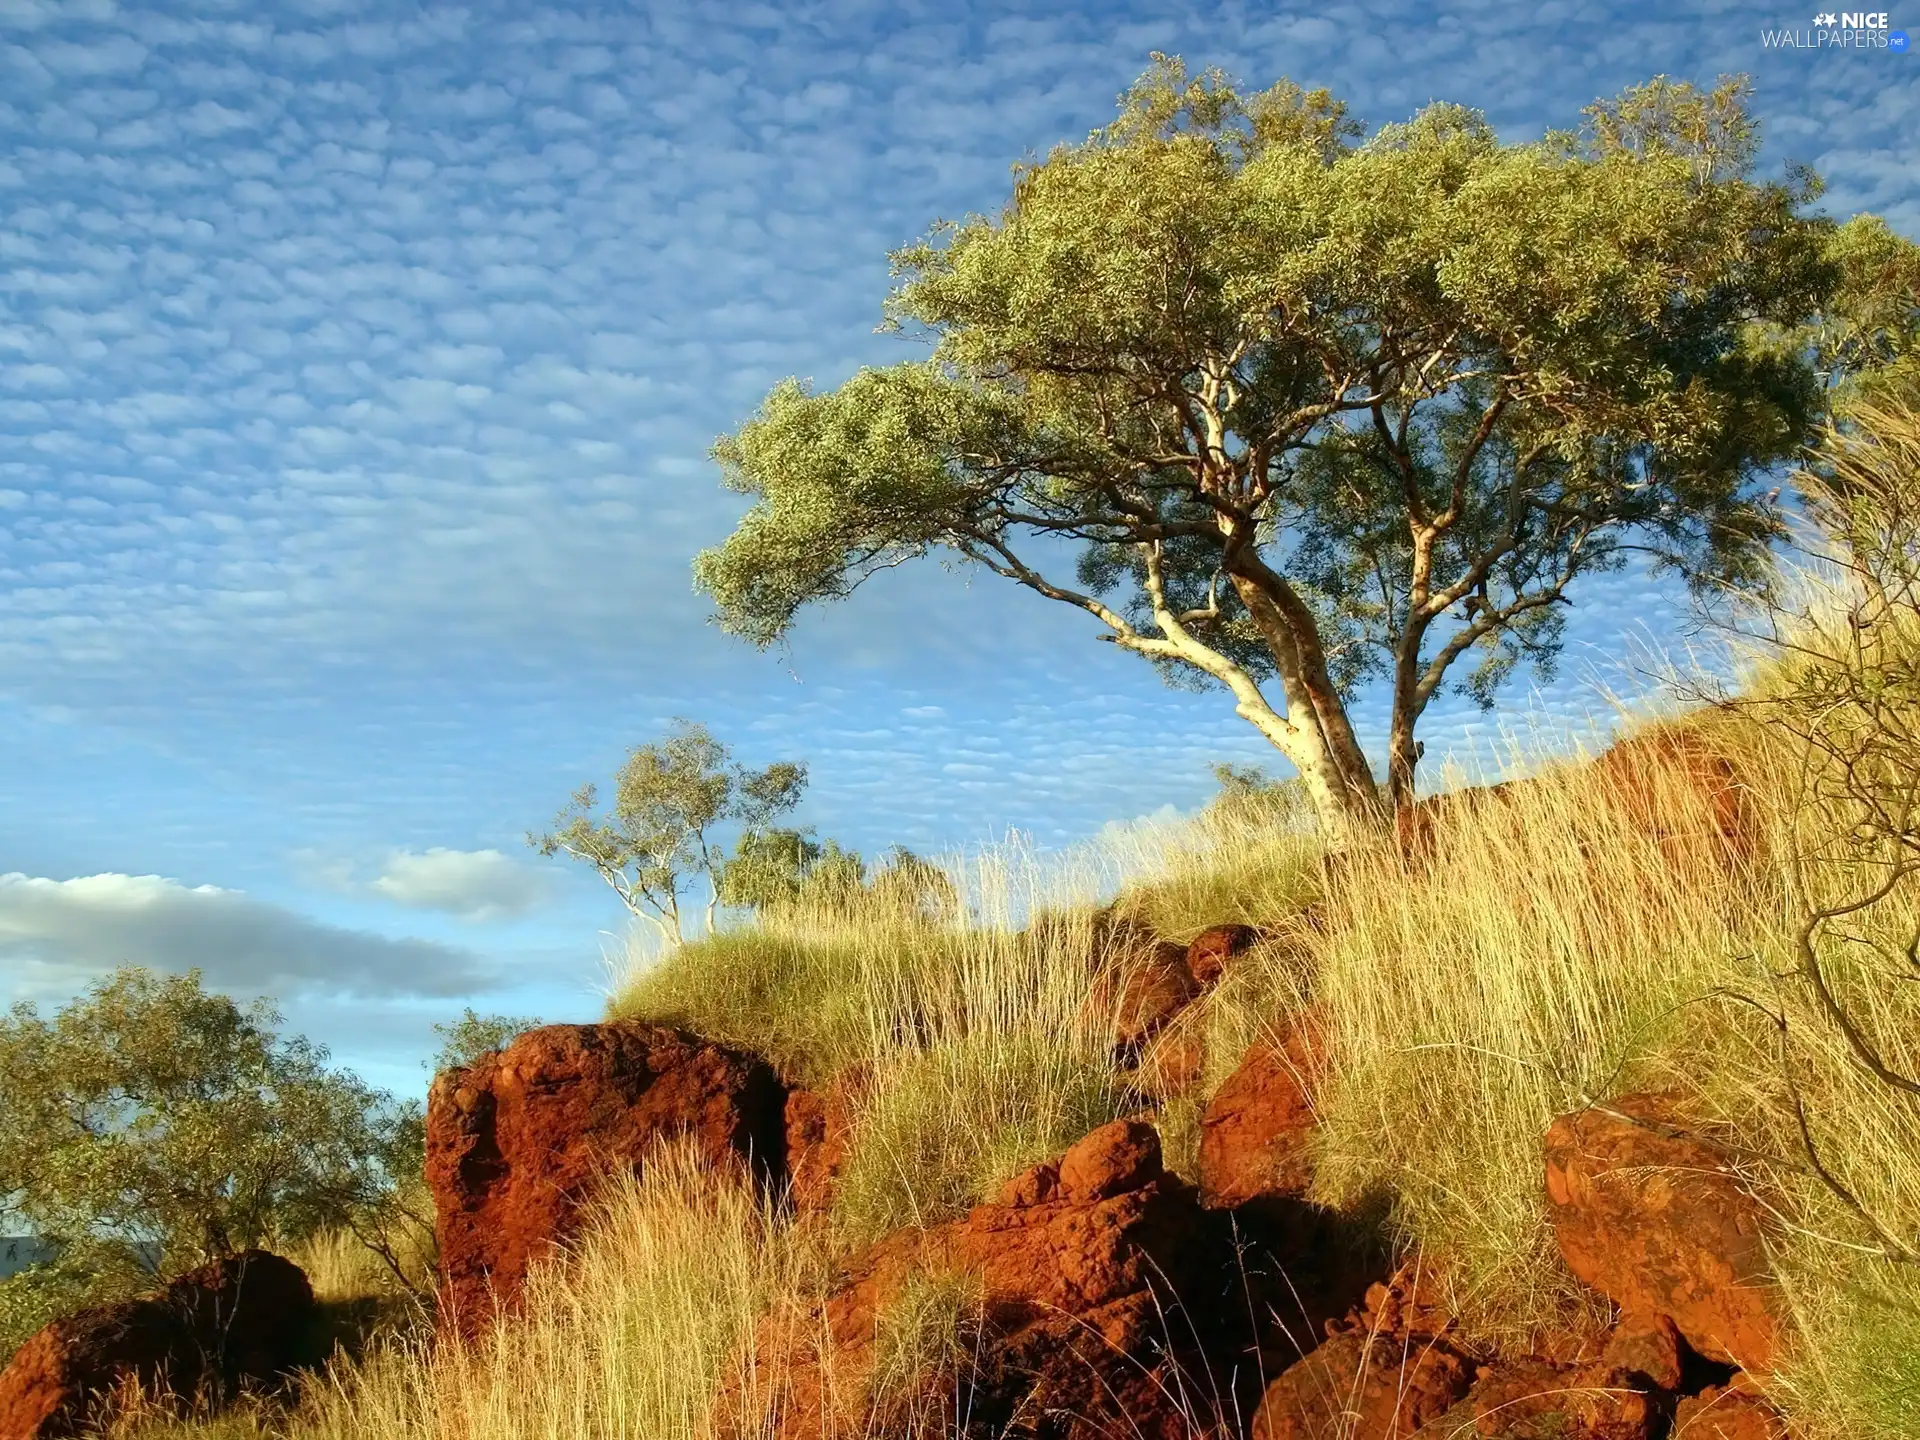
left=1057, top=1116, right=1161, bottom=1202
left=1395, top=724, right=1758, bottom=874
left=1670, top=1381, right=1794, bottom=1439
left=1198, top=1009, right=1326, bottom=1210
left=722, top=1120, right=1251, bottom=1440
left=784, top=1070, right=863, bottom=1215
left=1131, top=1022, right=1207, bottom=1101
left=1411, top=1354, right=1657, bottom=1440
left=1101, top=940, right=1201, bottom=1056
left=1596, top=1310, right=1683, bottom=1394
left=0, top=1251, right=314, bottom=1440
left=1252, top=1329, right=1472, bottom=1440
left=1187, top=924, right=1259, bottom=986
left=1250, top=1260, right=1472, bottom=1440
left=1592, top=728, right=1758, bottom=870
left=1543, top=1095, right=1781, bottom=1372
left=427, top=1020, right=787, bottom=1335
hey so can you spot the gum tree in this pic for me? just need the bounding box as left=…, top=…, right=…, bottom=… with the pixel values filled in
left=695, top=59, right=1886, bottom=838
left=532, top=719, right=807, bottom=943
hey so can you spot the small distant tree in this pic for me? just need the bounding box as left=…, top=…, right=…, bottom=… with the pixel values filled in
left=428, top=1008, right=543, bottom=1075
left=867, top=846, right=963, bottom=923
left=718, top=831, right=960, bottom=923
left=716, top=828, right=842, bottom=910
left=0, top=968, right=417, bottom=1281
left=531, top=719, right=807, bottom=944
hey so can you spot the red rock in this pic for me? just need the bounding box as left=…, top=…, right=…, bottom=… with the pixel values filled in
left=426, top=1020, right=786, bottom=1336
left=1057, top=1119, right=1162, bottom=1202
left=1133, top=1024, right=1207, bottom=1101
left=1411, top=1354, right=1657, bottom=1440
left=720, top=1120, right=1243, bottom=1440
left=1592, top=729, right=1758, bottom=870
left=1187, top=924, right=1259, bottom=985
left=1543, top=1095, right=1780, bottom=1372
left=1251, top=1329, right=1472, bottom=1440
left=1670, top=1382, right=1794, bottom=1439
left=784, top=1069, right=863, bottom=1215
left=0, top=1251, right=314, bottom=1440
left=1103, top=940, right=1201, bottom=1054
left=1394, top=725, right=1757, bottom=874
left=1597, top=1311, right=1683, bottom=1393
left=1198, top=1010, right=1327, bottom=1209
left=1355, top=1262, right=1461, bottom=1346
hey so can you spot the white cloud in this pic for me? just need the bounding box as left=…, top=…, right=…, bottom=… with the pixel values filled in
left=0, top=871, right=494, bottom=999
left=368, top=847, right=549, bottom=922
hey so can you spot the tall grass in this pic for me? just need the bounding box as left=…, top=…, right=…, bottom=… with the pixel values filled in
left=121, top=648, right=1920, bottom=1439
left=608, top=823, right=1317, bottom=1248
left=292, top=1143, right=813, bottom=1440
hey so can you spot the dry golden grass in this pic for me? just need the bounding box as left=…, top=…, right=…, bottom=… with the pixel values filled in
left=290, top=1143, right=815, bottom=1440
left=127, top=544, right=1920, bottom=1440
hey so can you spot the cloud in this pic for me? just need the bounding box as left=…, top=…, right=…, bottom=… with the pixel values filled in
left=0, top=871, right=494, bottom=999
left=368, top=847, right=550, bottom=921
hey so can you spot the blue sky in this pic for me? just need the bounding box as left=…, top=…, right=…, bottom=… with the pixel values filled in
left=1, top=0, right=1912, bottom=1095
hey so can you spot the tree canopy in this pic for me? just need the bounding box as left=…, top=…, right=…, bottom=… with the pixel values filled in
left=0, top=968, right=418, bottom=1272
left=531, top=718, right=809, bottom=942
left=696, top=59, right=1919, bottom=835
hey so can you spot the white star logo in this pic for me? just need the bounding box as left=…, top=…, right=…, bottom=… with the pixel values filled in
left=1816, top=10, right=1838, bottom=22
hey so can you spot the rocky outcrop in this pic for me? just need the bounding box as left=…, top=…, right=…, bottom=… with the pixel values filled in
left=1251, top=1265, right=1474, bottom=1440
left=783, top=1069, right=864, bottom=1215
left=1543, top=1095, right=1781, bottom=1373
left=426, top=1020, right=787, bottom=1335
left=1394, top=725, right=1759, bottom=872
left=1671, top=1380, right=1795, bottom=1439
left=1092, top=921, right=1262, bottom=1060
left=1197, top=1008, right=1327, bottom=1211
left=1186, top=924, right=1259, bottom=986
left=722, top=1120, right=1257, bottom=1440
left=1253, top=1264, right=1772, bottom=1440
left=1592, top=728, right=1759, bottom=871
left=0, top=1251, right=314, bottom=1440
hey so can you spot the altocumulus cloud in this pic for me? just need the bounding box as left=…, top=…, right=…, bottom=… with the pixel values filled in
left=0, top=872, right=493, bottom=1000
left=368, top=847, right=549, bottom=922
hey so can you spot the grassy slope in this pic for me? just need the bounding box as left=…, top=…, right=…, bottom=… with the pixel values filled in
left=121, top=702, right=1920, bottom=1440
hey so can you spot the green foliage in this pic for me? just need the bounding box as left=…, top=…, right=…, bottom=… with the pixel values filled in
left=1813, top=215, right=1920, bottom=403
left=530, top=718, right=807, bottom=942
left=698, top=56, right=1916, bottom=823
left=717, top=830, right=960, bottom=923
left=0, top=968, right=418, bottom=1275
left=0, top=1235, right=153, bottom=1362
left=715, top=828, right=856, bottom=912
left=428, top=1009, right=543, bottom=1075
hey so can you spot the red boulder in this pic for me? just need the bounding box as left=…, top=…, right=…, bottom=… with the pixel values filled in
left=783, top=1069, right=863, bottom=1215
left=426, top=1020, right=787, bottom=1335
left=1592, top=728, right=1759, bottom=871
left=1670, top=1382, right=1795, bottom=1439
left=1543, top=1095, right=1781, bottom=1372
left=1198, top=1009, right=1327, bottom=1210
left=0, top=1251, right=314, bottom=1440
left=1186, top=924, right=1259, bottom=986
left=1251, top=1330, right=1472, bottom=1440
left=723, top=1120, right=1245, bottom=1440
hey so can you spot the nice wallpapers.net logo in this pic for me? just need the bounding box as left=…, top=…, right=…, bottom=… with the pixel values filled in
left=1762, top=10, right=1911, bottom=48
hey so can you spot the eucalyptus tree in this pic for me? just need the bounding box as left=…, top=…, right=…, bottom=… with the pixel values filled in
left=532, top=719, right=807, bottom=943
left=696, top=58, right=1911, bottom=837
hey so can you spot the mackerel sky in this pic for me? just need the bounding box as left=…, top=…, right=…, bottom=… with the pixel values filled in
left=1, top=0, right=1912, bottom=1092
